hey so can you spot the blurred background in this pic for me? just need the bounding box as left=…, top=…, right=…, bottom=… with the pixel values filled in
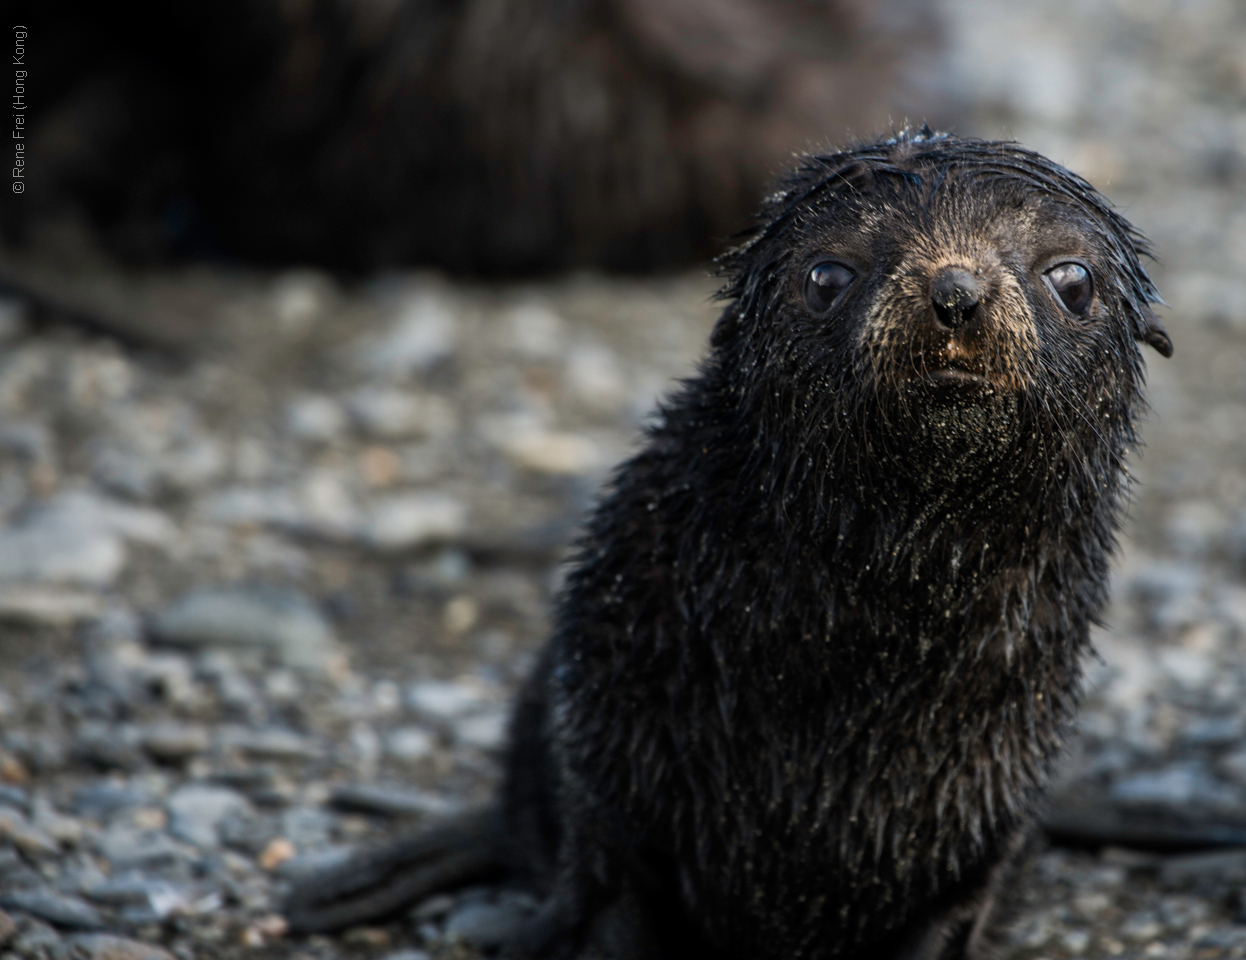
left=0, top=1, right=1244, bottom=958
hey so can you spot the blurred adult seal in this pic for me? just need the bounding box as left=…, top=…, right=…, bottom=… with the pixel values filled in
left=284, top=130, right=1173, bottom=959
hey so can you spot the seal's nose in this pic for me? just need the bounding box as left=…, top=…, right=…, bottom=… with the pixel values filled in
left=930, top=267, right=981, bottom=331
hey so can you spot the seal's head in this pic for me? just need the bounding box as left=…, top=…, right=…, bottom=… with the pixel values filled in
left=712, top=128, right=1171, bottom=497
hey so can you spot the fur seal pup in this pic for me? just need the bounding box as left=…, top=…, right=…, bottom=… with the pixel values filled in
left=284, top=129, right=1174, bottom=958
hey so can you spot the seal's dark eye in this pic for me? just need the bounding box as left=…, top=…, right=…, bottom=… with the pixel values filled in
left=804, top=262, right=856, bottom=314
left=1046, top=262, right=1093, bottom=315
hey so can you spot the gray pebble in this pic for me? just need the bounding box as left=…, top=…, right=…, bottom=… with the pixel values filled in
left=329, top=784, right=459, bottom=818
left=0, top=809, right=60, bottom=857
left=286, top=395, right=347, bottom=442
left=359, top=492, right=467, bottom=552
left=138, top=724, right=209, bottom=763
left=355, top=291, right=456, bottom=377
left=1111, top=764, right=1241, bottom=809
left=377, top=952, right=431, bottom=960
left=274, top=845, right=353, bottom=882
left=166, top=785, right=250, bottom=849
left=150, top=586, right=338, bottom=673
left=12, top=917, right=68, bottom=960
left=443, top=898, right=535, bottom=950
left=0, top=892, right=103, bottom=931
left=72, top=784, right=152, bottom=820
left=218, top=727, right=321, bottom=761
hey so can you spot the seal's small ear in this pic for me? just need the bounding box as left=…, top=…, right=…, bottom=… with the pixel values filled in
left=1138, top=307, right=1173, bottom=357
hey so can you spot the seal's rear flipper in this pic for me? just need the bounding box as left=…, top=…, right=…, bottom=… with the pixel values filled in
left=283, top=808, right=508, bottom=934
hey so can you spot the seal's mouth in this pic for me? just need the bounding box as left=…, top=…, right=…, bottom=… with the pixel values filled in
left=923, top=367, right=992, bottom=387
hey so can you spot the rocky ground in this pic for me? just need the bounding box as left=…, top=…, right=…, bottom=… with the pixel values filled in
left=1, top=1, right=1246, bottom=959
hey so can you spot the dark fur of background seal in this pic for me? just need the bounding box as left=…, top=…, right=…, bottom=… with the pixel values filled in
left=283, top=130, right=1173, bottom=958
left=2, top=0, right=938, bottom=274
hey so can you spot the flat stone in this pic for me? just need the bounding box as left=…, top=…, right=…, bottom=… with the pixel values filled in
left=346, top=388, right=456, bottom=439
left=0, top=891, right=104, bottom=930
left=0, top=808, right=60, bottom=856
left=149, top=586, right=339, bottom=673
left=218, top=727, right=321, bottom=761
left=407, top=680, right=490, bottom=721
left=359, top=492, right=467, bottom=551
left=455, top=711, right=509, bottom=752
left=166, top=785, right=251, bottom=849
left=139, top=723, right=210, bottom=762
left=72, top=783, right=153, bottom=819
left=69, top=934, right=176, bottom=960
left=385, top=727, right=435, bottom=761
left=274, top=845, right=354, bottom=881
left=0, top=488, right=174, bottom=587
left=329, top=785, right=459, bottom=818
left=286, top=395, right=347, bottom=442
left=1111, top=764, right=1241, bottom=809
left=443, top=899, right=534, bottom=950
left=355, top=290, right=456, bottom=377
left=94, top=826, right=190, bottom=871
left=0, top=586, right=105, bottom=626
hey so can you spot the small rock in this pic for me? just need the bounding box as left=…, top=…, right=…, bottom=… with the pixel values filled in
left=286, top=395, right=347, bottom=442
left=0, top=587, right=104, bottom=626
left=166, top=785, right=251, bottom=849
left=455, top=711, right=509, bottom=752
left=0, top=808, right=60, bottom=856
left=0, top=909, right=13, bottom=946
left=564, top=341, right=627, bottom=414
left=385, top=727, right=435, bottom=761
left=407, top=680, right=490, bottom=721
left=12, top=917, right=66, bottom=957
left=139, top=723, right=210, bottom=763
left=0, top=891, right=104, bottom=930
left=346, top=388, right=456, bottom=439
left=69, top=934, right=176, bottom=960
left=1182, top=714, right=1243, bottom=746
left=150, top=586, right=339, bottom=673
left=443, top=899, right=535, bottom=950
left=359, top=493, right=467, bottom=552
left=1156, top=646, right=1214, bottom=688
left=505, top=303, right=564, bottom=358
left=1166, top=501, right=1225, bottom=557
left=258, top=837, right=296, bottom=871
left=1111, top=764, right=1241, bottom=809
left=31, top=797, right=83, bottom=845
left=496, top=429, right=601, bottom=476
left=274, top=846, right=353, bottom=882
left=356, top=291, right=456, bottom=377
left=329, top=785, right=460, bottom=818
left=279, top=806, right=335, bottom=849
left=93, top=826, right=190, bottom=871
left=72, top=783, right=154, bottom=819
left=218, top=727, right=322, bottom=761
left=379, top=951, right=431, bottom=960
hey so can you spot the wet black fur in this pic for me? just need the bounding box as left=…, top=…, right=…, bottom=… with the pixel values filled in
left=285, top=131, right=1171, bottom=958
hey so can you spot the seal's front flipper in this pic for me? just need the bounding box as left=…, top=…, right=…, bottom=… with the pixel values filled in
left=283, top=808, right=508, bottom=934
